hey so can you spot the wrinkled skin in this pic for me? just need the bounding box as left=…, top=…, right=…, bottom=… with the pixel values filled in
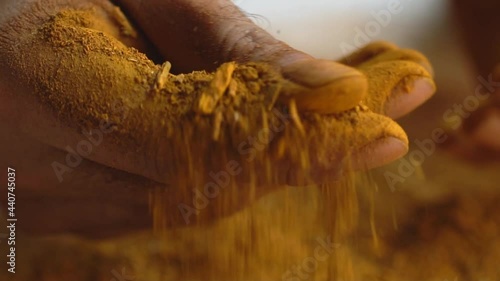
left=0, top=0, right=437, bottom=237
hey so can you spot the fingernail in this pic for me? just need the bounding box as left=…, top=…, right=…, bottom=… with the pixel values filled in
left=280, top=59, right=368, bottom=114
left=282, top=59, right=363, bottom=88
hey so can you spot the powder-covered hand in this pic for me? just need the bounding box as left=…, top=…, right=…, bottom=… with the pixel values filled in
left=0, top=0, right=435, bottom=236
left=0, top=0, right=435, bottom=177
left=114, top=0, right=435, bottom=170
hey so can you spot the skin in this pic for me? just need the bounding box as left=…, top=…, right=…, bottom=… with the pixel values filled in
left=0, top=0, right=436, bottom=237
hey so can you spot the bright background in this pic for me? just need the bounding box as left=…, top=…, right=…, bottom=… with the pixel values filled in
left=235, top=0, right=477, bottom=137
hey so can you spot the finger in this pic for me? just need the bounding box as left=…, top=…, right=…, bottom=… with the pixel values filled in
left=338, top=43, right=436, bottom=119
left=286, top=107, right=408, bottom=185
left=337, top=41, right=399, bottom=66
left=359, top=60, right=436, bottom=119
left=357, top=48, right=434, bottom=76
left=279, top=59, right=368, bottom=114
left=278, top=47, right=435, bottom=116
left=338, top=41, right=433, bottom=75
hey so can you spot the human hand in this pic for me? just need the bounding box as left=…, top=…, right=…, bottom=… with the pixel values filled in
left=0, top=0, right=435, bottom=235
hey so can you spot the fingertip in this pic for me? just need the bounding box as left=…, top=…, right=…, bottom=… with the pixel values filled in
left=386, top=77, right=436, bottom=119
left=362, top=60, right=435, bottom=117
left=352, top=136, right=409, bottom=171
left=350, top=113, right=409, bottom=170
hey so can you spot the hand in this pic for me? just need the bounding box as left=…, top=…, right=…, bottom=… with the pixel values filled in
left=0, top=0, right=435, bottom=236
